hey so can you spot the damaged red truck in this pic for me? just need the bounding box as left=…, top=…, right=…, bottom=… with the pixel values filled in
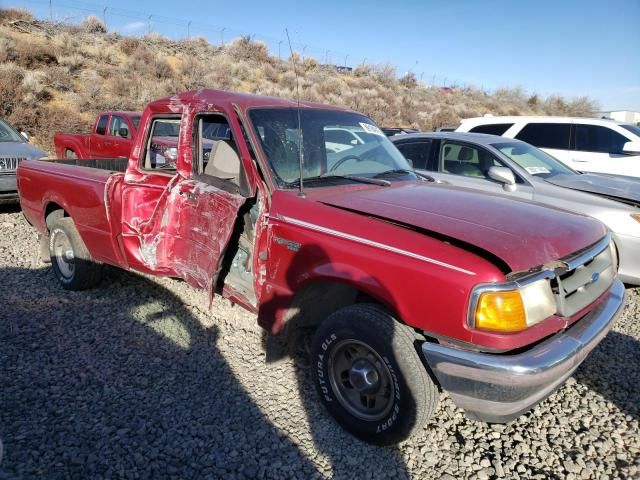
left=18, top=89, right=625, bottom=445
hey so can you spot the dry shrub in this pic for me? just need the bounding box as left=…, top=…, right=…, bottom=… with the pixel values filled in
left=13, top=41, right=57, bottom=68
left=227, top=36, right=270, bottom=63
left=58, top=54, right=84, bottom=73
left=0, top=8, right=33, bottom=23
left=119, top=37, right=141, bottom=55
left=0, top=63, right=25, bottom=117
left=128, top=45, right=174, bottom=79
left=82, top=16, right=107, bottom=34
left=44, top=65, right=74, bottom=91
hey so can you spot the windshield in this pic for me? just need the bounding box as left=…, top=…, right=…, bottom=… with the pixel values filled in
left=493, top=141, right=577, bottom=178
left=621, top=124, right=640, bottom=138
left=0, top=118, right=24, bottom=143
left=248, top=108, right=415, bottom=188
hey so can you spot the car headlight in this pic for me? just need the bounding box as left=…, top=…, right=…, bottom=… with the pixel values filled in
left=470, top=277, right=556, bottom=333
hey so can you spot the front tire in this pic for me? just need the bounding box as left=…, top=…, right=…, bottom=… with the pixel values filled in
left=49, top=217, right=102, bottom=290
left=311, top=304, right=438, bottom=445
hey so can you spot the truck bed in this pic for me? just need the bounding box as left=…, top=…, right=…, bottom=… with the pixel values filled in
left=18, top=159, right=126, bottom=266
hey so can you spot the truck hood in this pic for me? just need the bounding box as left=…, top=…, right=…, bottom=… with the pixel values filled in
left=313, top=183, right=607, bottom=273
left=0, top=141, right=47, bottom=161
left=545, top=173, right=640, bottom=206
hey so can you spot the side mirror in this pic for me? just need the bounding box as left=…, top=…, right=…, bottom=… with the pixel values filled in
left=119, top=127, right=129, bottom=138
left=622, top=141, right=640, bottom=154
left=488, top=166, right=517, bottom=191
left=20, top=131, right=30, bottom=142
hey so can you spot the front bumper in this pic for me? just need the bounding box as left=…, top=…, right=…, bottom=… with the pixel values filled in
left=614, top=232, right=640, bottom=285
left=421, top=279, right=626, bottom=423
left=0, top=173, right=19, bottom=204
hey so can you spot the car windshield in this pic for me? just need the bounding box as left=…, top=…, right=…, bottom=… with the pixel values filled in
left=621, top=124, right=640, bottom=137
left=493, top=141, right=577, bottom=178
left=0, top=118, right=25, bottom=143
left=249, top=108, right=415, bottom=188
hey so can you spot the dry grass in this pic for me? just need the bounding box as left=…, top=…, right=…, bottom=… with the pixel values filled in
left=0, top=8, right=599, bottom=155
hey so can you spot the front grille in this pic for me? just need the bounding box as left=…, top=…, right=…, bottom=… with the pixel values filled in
left=0, top=157, right=25, bottom=171
left=552, top=237, right=614, bottom=317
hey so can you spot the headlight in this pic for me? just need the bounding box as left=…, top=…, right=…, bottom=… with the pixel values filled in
left=470, top=278, right=556, bottom=333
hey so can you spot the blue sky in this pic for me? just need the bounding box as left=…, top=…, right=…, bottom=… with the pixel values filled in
left=9, top=0, right=640, bottom=111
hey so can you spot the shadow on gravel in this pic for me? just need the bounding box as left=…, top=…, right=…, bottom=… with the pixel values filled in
left=263, top=245, right=413, bottom=480
left=574, top=330, right=639, bottom=421
left=0, top=266, right=319, bottom=479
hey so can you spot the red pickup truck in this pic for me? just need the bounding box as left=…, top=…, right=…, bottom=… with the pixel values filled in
left=18, top=89, right=625, bottom=445
left=54, top=111, right=141, bottom=159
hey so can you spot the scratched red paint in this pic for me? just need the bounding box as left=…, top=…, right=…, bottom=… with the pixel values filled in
left=18, top=89, right=610, bottom=352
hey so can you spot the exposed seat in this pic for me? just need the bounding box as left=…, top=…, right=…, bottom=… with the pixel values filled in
left=204, top=140, right=240, bottom=184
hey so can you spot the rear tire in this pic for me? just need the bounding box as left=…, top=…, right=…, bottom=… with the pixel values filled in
left=49, top=217, right=102, bottom=290
left=311, top=304, right=438, bottom=445
left=65, top=149, right=77, bottom=159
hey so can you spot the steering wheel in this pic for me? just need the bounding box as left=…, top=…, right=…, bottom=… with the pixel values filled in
left=329, top=154, right=363, bottom=172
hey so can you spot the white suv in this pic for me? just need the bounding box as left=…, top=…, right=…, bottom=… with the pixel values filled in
left=456, top=116, right=640, bottom=178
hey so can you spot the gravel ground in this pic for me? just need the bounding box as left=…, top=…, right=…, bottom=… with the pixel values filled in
left=0, top=204, right=638, bottom=479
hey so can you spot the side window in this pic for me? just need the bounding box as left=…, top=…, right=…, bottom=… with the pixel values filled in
left=95, top=115, right=108, bottom=135
left=395, top=140, right=432, bottom=170
left=440, top=141, right=502, bottom=179
left=195, top=115, right=241, bottom=187
left=109, top=116, right=130, bottom=138
left=515, top=123, right=571, bottom=150
left=468, top=123, right=514, bottom=136
left=574, top=124, right=629, bottom=153
left=143, top=117, right=181, bottom=170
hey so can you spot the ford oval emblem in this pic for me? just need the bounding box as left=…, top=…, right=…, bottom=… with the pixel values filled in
left=591, top=272, right=600, bottom=284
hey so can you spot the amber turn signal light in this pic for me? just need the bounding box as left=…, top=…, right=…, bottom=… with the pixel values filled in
left=475, top=290, right=527, bottom=333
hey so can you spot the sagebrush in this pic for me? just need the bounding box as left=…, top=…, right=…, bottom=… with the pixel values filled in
left=0, top=8, right=599, bottom=155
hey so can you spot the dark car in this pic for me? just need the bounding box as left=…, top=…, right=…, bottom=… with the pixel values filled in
left=0, top=117, right=47, bottom=204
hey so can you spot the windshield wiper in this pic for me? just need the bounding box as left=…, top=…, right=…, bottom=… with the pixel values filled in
left=288, top=174, right=390, bottom=188
left=374, top=169, right=436, bottom=182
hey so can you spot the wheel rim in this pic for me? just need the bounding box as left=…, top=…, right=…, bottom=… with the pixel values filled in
left=53, top=230, right=75, bottom=279
left=328, top=339, right=394, bottom=421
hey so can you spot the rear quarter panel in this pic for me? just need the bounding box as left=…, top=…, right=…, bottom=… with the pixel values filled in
left=54, top=133, right=91, bottom=159
left=18, top=160, right=124, bottom=266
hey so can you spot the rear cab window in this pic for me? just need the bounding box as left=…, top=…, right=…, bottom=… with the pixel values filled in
left=515, top=123, right=571, bottom=150
left=143, top=117, right=181, bottom=171
left=468, top=123, right=514, bottom=136
left=95, top=115, right=109, bottom=135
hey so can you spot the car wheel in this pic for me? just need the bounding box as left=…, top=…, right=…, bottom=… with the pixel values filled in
left=49, top=217, right=102, bottom=290
left=311, top=303, right=438, bottom=445
left=65, top=149, right=77, bottom=159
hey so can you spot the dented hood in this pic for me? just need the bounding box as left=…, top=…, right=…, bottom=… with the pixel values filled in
left=314, top=183, right=607, bottom=273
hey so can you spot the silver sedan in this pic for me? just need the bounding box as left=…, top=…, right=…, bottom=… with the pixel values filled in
left=391, top=132, right=640, bottom=285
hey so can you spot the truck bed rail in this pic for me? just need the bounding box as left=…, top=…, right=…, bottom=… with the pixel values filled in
left=47, top=158, right=128, bottom=172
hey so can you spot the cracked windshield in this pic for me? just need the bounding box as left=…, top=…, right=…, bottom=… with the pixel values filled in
left=249, top=108, right=415, bottom=187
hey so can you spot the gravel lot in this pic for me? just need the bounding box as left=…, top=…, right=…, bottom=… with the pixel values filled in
left=1, top=204, right=638, bottom=479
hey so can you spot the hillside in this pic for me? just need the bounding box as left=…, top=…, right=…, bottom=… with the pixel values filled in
left=0, top=8, right=598, bottom=156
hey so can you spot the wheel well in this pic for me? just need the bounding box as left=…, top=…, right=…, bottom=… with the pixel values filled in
left=278, top=280, right=405, bottom=349
left=44, top=203, right=67, bottom=232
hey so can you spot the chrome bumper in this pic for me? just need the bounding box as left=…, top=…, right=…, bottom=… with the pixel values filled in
left=0, top=172, right=18, bottom=203
left=421, top=279, right=626, bottom=423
